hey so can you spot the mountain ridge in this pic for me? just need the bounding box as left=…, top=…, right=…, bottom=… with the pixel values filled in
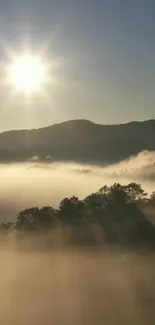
left=1, top=118, right=155, bottom=134
left=0, top=119, right=155, bottom=164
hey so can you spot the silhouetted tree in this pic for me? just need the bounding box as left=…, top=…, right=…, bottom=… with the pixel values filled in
left=1, top=182, right=154, bottom=249
left=83, top=183, right=154, bottom=246
left=37, top=206, right=58, bottom=227
left=0, top=222, right=14, bottom=232
left=16, top=206, right=57, bottom=230
left=99, top=183, right=147, bottom=204
left=59, top=196, right=85, bottom=225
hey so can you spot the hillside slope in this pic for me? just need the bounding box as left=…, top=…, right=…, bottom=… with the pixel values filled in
left=0, top=119, right=155, bottom=164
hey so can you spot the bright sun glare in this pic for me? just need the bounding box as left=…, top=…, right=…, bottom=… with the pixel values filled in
left=10, top=56, right=45, bottom=93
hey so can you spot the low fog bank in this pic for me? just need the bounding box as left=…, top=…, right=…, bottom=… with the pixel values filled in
left=0, top=150, right=155, bottom=221
left=1, top=237, right=155, bottom=324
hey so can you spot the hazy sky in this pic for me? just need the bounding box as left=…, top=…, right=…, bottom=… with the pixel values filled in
left=0, top=0, right=155, bottom=131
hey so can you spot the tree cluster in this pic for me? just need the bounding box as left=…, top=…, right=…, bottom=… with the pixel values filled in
left=1, top=183, right=155, bottom=248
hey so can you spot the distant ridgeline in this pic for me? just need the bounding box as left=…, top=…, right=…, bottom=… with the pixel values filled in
left=0, top=119, right=155, bottom=164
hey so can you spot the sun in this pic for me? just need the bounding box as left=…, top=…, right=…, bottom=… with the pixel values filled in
left=9, top=56, right=45, bottom=93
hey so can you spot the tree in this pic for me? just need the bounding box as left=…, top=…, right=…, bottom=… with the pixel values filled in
left=38, top=206, right=58, bottom=227
left=16, top=206, right=56, bottom=230
left=99, top=183, right=147, bottom=204
left=83, top=183, right=152, bottom=246
left=59, top=196, right=85, bottom=225
left=6, top=182, right=155, bottom=249
left=0, top=222, right=14, bottom=232
left=123, top=183, right=147, bottom=202
left=84, top=192, right=106, bottom=209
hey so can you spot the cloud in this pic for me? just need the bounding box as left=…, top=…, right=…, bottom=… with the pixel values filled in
left=100, top=150, right=155, bottom=181
left=29, top=156, right=39, bottom=161
left=0, top=150, right=155, bottom=221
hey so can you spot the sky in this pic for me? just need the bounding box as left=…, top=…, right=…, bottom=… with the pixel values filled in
left=0, top=0, right=155, bottom=131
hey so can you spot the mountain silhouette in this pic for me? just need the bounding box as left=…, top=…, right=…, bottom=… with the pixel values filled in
left=0, top=119, right=155, bottom=164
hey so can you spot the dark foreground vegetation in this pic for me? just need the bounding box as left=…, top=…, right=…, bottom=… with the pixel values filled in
left=1, top=182, right=155, bottom=249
